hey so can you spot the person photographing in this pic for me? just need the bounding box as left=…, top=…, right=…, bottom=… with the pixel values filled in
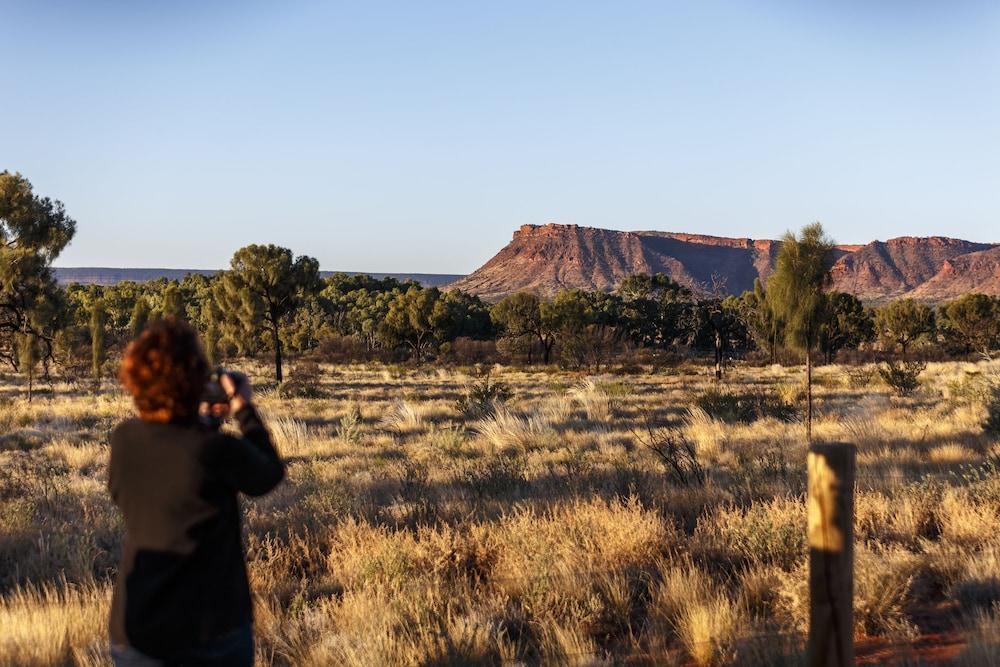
left=109, top=318, right=284, bottom=666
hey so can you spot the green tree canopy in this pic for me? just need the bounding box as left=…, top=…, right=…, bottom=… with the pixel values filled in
left=215, top=244, right=320, bottom=381
left=938, top=293, right=1000, bottom=356
left=684, top=297, right=749, bottom=379
left=158, top=282, right=186, bottom=321
left=491, top=292, right=557, bottom=364
left=541, top=288, right=621, bottom=369
left=379, top=285, right=440, bottom=361
left=615, top=273, right=691, bottom=348
left=874, top=299, right=935, bottom=358
left=737, top=278, right=782, bottom=364
left=818, top=292, right=874, bottom=363
left=430, top=290, right=494, bottom=343
left=0, top=171, right=77, bottom=375
left=90, top=299, right=107, bottom=383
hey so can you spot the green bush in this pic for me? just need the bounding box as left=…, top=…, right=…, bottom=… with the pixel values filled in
left=944, top=371, right=991, bottom=406
left=878, top=360, right=926, bottom=397
left=335, top=404, right=364, bottom=444
left=455, top=375, right=513, bottom=419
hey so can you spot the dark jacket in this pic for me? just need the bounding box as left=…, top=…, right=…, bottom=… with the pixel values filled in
left=108, top=406, right=284, bottom=659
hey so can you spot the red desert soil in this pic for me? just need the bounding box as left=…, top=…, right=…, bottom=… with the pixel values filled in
left=856, top=602, right=968, bottom=665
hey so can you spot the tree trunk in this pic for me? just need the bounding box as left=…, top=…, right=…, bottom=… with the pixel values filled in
left=806, top=347, right=813, bottom=443
left=542, top=337, right=553, bottom=364
left=714, top=331, right=723, bottom=381
left=27, top=366, right=33, bottom=403
left=272, top=320, right=283, bottom=383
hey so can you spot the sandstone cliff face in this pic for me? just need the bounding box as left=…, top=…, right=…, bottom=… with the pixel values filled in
left=451, top=224, right=1000, bottom=302
left=907, top=246, right=1000, bottom=301
left=828, top=237, right=993, bottom=300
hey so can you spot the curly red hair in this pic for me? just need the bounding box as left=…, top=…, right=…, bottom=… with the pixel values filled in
left=119, top=317, right=209, bottom=423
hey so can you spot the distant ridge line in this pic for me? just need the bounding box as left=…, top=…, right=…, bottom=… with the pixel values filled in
left=53, top=267, right=465, bottom=288
left=451, top=223, right=1000, bottom=302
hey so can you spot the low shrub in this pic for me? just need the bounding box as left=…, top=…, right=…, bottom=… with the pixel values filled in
left=776, top=544, right=918, bottom=638
left=308, top=334, right=370, bottom=363
left=694, top=387, right=796, bottom=424
left=458, top=453, right=527, bottom=498
left=944, top=371, right=991, bottom=406
left=694, top=497, right=805, bottom=570
left=632, top=417, right=705, bottom=486
left=335, top=404, right=364, bottom=444
left=277, top=362, right=328, bottom=399
left=427, top=424, right=466, bottom=458
left=443, top=337, right=499, bottom=365
left=455, top=374, right=513, bottom=419
left=878, top=359, right=926, bottom=397
left=845, top=364, right=877, bottom=389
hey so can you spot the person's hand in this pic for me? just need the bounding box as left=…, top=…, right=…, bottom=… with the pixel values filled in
left=220, top=371, right=252, bottom=414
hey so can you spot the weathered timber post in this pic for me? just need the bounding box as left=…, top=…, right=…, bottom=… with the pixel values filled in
left=807, top=442, right=855, bottom=667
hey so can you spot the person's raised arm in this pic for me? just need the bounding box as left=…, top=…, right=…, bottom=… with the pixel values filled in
left=214, top=372, right=285, bottom=496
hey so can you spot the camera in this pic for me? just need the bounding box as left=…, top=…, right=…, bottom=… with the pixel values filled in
left=200, top=367, right=245, bottom=428
left=202, top=367, right=235, bottom=406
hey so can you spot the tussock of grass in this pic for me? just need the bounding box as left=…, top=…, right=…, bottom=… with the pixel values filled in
left=473, top=407, right=556, bottom=454
left=649, top=564, right=744, bottom=665
left=569, top=377, right=621, bottom=422
left=0, top=580, right=111, bottom=667
left=268, top=416, right=314, bottom=457
left=693, top=496, right=806, bottom=570
left=379, top=399, right=426, bottom=434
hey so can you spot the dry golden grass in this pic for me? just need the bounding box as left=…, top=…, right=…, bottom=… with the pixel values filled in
left=956, top=604, right=1000, bottom=667
left=1, top=359, right=999, bottom=665
left=0, top=580, right=111, bottom=667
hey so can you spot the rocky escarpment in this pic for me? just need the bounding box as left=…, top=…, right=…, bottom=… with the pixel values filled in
left=451, top=224, right=999, bottom=302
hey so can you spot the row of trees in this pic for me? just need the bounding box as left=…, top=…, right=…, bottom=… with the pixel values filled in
left=48, top=246, right=1000, bottom=382
left=4, top=172, right=1000, bottom=407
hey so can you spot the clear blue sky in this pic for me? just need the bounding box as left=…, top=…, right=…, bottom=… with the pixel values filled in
left=3, top=1, right=999, bottom=273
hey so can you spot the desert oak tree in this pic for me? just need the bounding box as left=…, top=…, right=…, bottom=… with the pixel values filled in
left=215, top=244, right=320, bottom=382
left=0, top=171, right=76, bottom=381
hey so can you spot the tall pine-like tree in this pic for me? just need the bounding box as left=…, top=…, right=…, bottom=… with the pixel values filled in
left=130, top=298, right=151, bottom=340
left=766, top=223, right=835, bottom=442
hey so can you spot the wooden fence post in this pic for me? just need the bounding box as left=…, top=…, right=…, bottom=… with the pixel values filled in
left=807, top=442, right=856, bottom=667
